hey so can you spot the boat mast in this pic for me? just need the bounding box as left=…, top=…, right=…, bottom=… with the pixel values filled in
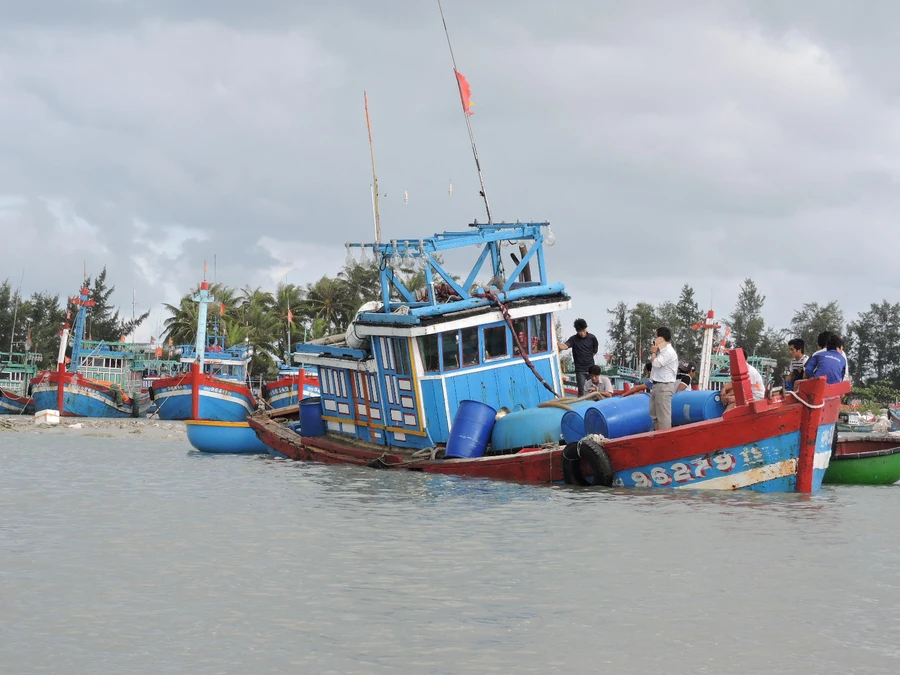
left=364, top=91, right=382, bottom=245
left=194, top=263, right=216, bottom=372
left=7, top=269, right=24, bottom=356
left=693, top=309, right=720, bottom=391
left=437, top=0, right=492, bottom=224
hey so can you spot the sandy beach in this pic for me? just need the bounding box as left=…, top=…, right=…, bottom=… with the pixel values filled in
left=0, top=416, right=187, bottom=441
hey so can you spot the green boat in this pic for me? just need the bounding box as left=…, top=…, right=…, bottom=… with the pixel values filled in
left=823, top=434, right=900, bottom=485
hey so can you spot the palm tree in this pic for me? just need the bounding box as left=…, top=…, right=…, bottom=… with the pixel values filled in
left=273, top=282, right=306, bottom=362
left=303, top=276, right=352, bottom=334
left=161, top=282, right=240, bottom=346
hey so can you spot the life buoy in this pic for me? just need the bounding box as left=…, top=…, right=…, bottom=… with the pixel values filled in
left=561, top=438, right=614, bottom=487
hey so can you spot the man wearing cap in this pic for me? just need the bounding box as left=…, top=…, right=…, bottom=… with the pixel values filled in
left=676, top=362, right=696, bottom=393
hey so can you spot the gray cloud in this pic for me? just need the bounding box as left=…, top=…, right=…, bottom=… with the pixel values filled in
left=1, top=0, right=898, bottom=344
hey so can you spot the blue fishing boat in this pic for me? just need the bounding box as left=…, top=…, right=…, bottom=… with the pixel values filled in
left=149, top=280, right=257, bottom=421
left=31, top=286, right=151, bottom=418
left=262, top=364, right=320, bottom=413
left=0, top=351, right=41, bottom=414
left=184, top=420, right=270, bottom=454
left=249, top=221, right=849, bottom=492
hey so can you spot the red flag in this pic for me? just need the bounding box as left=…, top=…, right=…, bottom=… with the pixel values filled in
left=455, top=71, right=473, bottom=115
left=287, top=309, right=294, bottom=323
left=219, top=302, right=225, bottom=317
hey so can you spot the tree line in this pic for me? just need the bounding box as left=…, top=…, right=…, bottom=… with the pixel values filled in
left=0, top=268, right=147, bottom=368
left=0, top=258, right=430, bottom=379
left=605, top=278, right=900, bottom=403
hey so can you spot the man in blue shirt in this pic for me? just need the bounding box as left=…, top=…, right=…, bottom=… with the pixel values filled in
left=805, top=334, right=847, bottom=385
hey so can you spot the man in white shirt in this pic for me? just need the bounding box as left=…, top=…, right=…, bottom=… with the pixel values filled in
left=649, top=327, right=678, bottom=430
left=721, top=360, right=766, bottom=411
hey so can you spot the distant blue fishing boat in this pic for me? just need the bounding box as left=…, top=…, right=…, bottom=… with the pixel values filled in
left=262, top=365, right=320, bottom=412
left=184, top=420, right=269, bottom=454
left=0, top=351, right=40, bottom=415
left=149, top=280, right=257, bottom=421
left=31, top=285, right=151, bottom=418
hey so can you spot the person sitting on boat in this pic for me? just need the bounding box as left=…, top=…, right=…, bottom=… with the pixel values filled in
left=622, top=362, right=654, bottom=397
left=649, top=327, right=678, bottom=430
left=583, top=364, right=614, bottom=397
left=558, top=318, right=599, bottom=396
left=720, top=361, right=766, bottom=411
left=804, top=333, right=847, bottom=385
left=784, top=338, right=808, bottom=392
left=676, top=361, right=696, bottom=393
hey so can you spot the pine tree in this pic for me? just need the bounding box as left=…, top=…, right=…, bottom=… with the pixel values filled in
left=628, top=302, right=658, bottom=369
left=673, top=284, right=702, bottom=363
left=789, top=301, right=845, bottom=355
left=605, top=301, right=631, bottom=366
left=82, top=267, right=149, bottom=342
left=728, top=278, right=767, bottom=356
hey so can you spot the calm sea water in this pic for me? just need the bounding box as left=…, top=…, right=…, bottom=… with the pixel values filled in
left=1, top=432, right=899, bottom=675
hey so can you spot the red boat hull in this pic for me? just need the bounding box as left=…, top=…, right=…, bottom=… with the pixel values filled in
left=249, top=377, right=849, bottom=490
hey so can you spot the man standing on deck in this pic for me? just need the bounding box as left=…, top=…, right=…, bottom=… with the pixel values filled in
left=649, top=327, right=678, bottom=430
left=558, top=318, right=599, bottom=396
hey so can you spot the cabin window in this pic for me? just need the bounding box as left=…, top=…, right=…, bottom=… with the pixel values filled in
left=391, top=338, right=411, bottom=376
left=461, top=327, right=480, bottom=367
left=418, top=335, right=440, bottom=373
left=483, top=325, right=508, bottom=360
left=512, top=318, right=528, bottom=355
left=442, top=330, right=460, bottom=371
left=530, top=315, right=549, bottom=353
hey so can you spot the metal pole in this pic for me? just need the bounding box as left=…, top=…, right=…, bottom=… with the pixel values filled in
left=364, top=91, right=382, bottom=244
left=437, top=0, right=492, bottom=224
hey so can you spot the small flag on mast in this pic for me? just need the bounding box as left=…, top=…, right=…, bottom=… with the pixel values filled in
left=287, top=309, right=294, bottom=323
left=219, top=302, right=225, bottom=317
left=455, top=71, right=474, bottom=115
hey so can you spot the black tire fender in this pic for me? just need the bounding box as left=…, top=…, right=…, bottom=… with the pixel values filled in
left=561, top=438, right=614, bottom=487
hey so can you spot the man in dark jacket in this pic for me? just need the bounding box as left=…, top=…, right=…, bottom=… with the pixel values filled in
left=558, top=318, right=599, bottom=396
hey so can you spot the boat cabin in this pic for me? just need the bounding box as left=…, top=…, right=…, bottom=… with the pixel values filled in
left=0, top=351, right=41, bottom=395
left=294, top=222, right=569, bottom=450
left=73, top=340, right=154, bottom=394
left=175, top=336, right=252, bottom=384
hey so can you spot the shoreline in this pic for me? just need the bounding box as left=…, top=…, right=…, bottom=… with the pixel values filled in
left=0, top=416, right=187, bottom=441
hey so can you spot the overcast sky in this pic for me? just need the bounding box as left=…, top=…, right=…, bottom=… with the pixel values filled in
left=1, top=1, right=897, bottom=345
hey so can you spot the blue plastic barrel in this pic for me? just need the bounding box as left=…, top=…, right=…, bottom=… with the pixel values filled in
left=560, top=399, right=616, bottom=443
left=672, top=390, right=725, bottom=426
left=491, top=400, right=596, bottom=451
left=299, top=396, right=326, bottom=437
left=584, top=395, right=653, bottom=439
left=446, top=400, right=497, bottom=459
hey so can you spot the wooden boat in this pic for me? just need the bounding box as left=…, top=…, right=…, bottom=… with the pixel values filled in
left=247, top=221, right=848, bottom=493
left=0, top=350, right=40, bottom=414
left=251, top=357, right=848, bottom=491
left=149, top=280, right=257, bottom=422
left=836, top=410, right=874, bottom=433
left=823, top=433, right=900, bottom=485
left=185, top=420, right=270, bottom=454
left=887, top=405, right=900, bottom=432
left=31, top=285, right=151, bottom=418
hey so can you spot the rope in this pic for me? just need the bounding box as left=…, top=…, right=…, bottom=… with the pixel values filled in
left=786, top=389, right=825, bottom=410
left=476, top=290, right=559, bottom=397
left=579, top=434, right=608, bottom=456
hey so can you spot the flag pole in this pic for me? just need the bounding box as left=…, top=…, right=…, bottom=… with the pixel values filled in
left=437, top=0, right=492, bottom=224
left=364, top=91, right=382, bottom=245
